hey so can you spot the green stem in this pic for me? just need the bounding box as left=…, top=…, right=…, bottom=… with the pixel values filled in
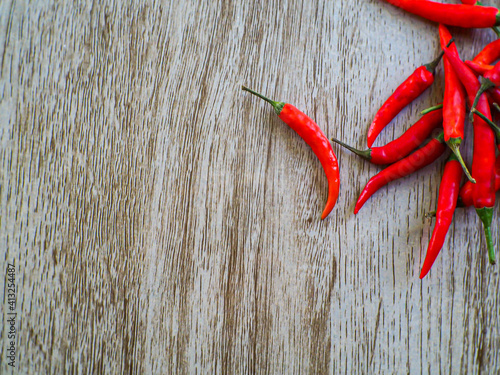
left=425, top=210, right=436, bottom=218
left=241, top=85, right=285, bottom=115
left=478, top=2, right=500, bottom=33
left=424, top=39, right=455, bottom=72
left=492, top=26, right=500, bottom=38
left=421, top=103, right=443, bottom=115
left=471, top=108, right=500, bottom=144
left=469, top=77, right=495, bottom=122
left=475, top=207, right=496, bottom=265
left=446, top=138, right=475, bottom=183
left=330, top=137, right=371, bottom=160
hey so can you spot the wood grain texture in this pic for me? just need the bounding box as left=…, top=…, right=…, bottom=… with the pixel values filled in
left=1, top=0, right=500, bottom=373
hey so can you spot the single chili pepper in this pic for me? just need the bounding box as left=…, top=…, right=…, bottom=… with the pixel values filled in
left=332, top=108, right=442, bottom=165
left=354, top=131, right=446, bottom=214
left=366, top=51, right=445, bottom=148
left=465, top=60, right=493, bottom=76
left=382, top=0, right=500, bottom=28
left=420, top=154, right=463, bottom=279
left=458, top=155, right=500, bottom=207
left=471, top=39, right=500, bottom=65
left=439, top=25, right=474, bottom=183
left=242, top=86, right=340, bottom=219
left=442, top=47, right=497, bottom=264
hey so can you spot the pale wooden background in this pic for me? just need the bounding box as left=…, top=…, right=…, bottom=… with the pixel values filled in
left=1, top=0, right=500, bottom=373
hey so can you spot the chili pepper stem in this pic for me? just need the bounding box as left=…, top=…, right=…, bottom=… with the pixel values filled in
left=241, top=85, right=285, bottom=115
left=476, top=2, right=500, bottom=35
left=475, top=207, right=496, bottom=264
left=425, top=51, right=445, bottom=73
left=330, top=137, right=371, bottom=160
left=471, top=108, right=500, bottom=143
left=423, top=39, right=454, bottom=72
left=446, top=139, right=475, bottom=183
left=494, top=103, right=500, bottom=112
left=425, top=210, right=437, bottom=218
left=469, top=78, right=495, bottom=122
left=421, top=103, right=443, bottom=115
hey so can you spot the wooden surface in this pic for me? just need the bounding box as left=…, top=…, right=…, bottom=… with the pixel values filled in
left=1, top=0, right=500, bottom=373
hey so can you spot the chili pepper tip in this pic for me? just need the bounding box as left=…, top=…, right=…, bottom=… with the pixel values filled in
left=330, top=137, right=371, bottom=161
left=475, top=207, right=496, bottom=265
left=241, top=85, right=285, bottom=115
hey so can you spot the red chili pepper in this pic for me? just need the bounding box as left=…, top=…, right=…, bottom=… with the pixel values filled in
left=354, top=132, right=446, bottom=214
left=382, top=0, right=500, bottom=28
left=461, top=0, right=477, bottom=4
left=484, top=60, right=500, bottom=85
left=472, top=39, right=500, bottom=65
left=366, top=52, right=443, bottom=148
left=439, top=25, right=473, bottom=183
left=470, top=62, right=500, bottom=121
left=242, top=86, right=340, bottom=219
left=442, top=47, right=497, bottom=264
left=420, top=154, right=462, bottom=279
left=488, top=87, right=500, bottom=106
left=332, top=108, right=442, bottom=165
left=465, top=60, right=493, bottom=76
left=459, top=156, right=500, bottom=207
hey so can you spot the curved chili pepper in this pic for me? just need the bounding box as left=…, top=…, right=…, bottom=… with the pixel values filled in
left=332, top=108, right=442, bottom=165
left=472, top=39, right=500, bottom=65
left=354, top=132, right=446, bottom=214
left=439, top=25, right=473, bottom=183
left=420, top=154, right=462, bottom=279
left=443, top=47, right=496, bottom=264
left=242, top=86, right=340, bottom=219
left=382, top=0, right=500, bottom=28
left=465, top=60, right=493, bottom=76
left=459, top=156, right=500, bottom=207
left=366, top=52, right=444, bottom=147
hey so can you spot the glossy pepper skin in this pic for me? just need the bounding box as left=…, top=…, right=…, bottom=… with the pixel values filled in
left=242, top=86, right=340, bottom=219
left=332, top=108, right=442, bottom=165
left=484, top=61, right=500, bottom=86
left=420, top=155, right=463, bottom=279
left=465, top=60, right=493, bottom=76
left=354, top=132, right=446, bottom=214
left=382, top=0, right=500, bottom=28
left=439, top=25, right=472, bottom=182
left=367, top=53, right=442, bottom=148
left=459, top=156, right=500, bottom=207
left=472, top=39, right=500, bottom=65
left=443, top=47, right=496, bottom=264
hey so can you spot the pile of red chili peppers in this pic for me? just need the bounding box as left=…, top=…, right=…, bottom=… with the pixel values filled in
left=243, top=0, right=500, bottom=279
